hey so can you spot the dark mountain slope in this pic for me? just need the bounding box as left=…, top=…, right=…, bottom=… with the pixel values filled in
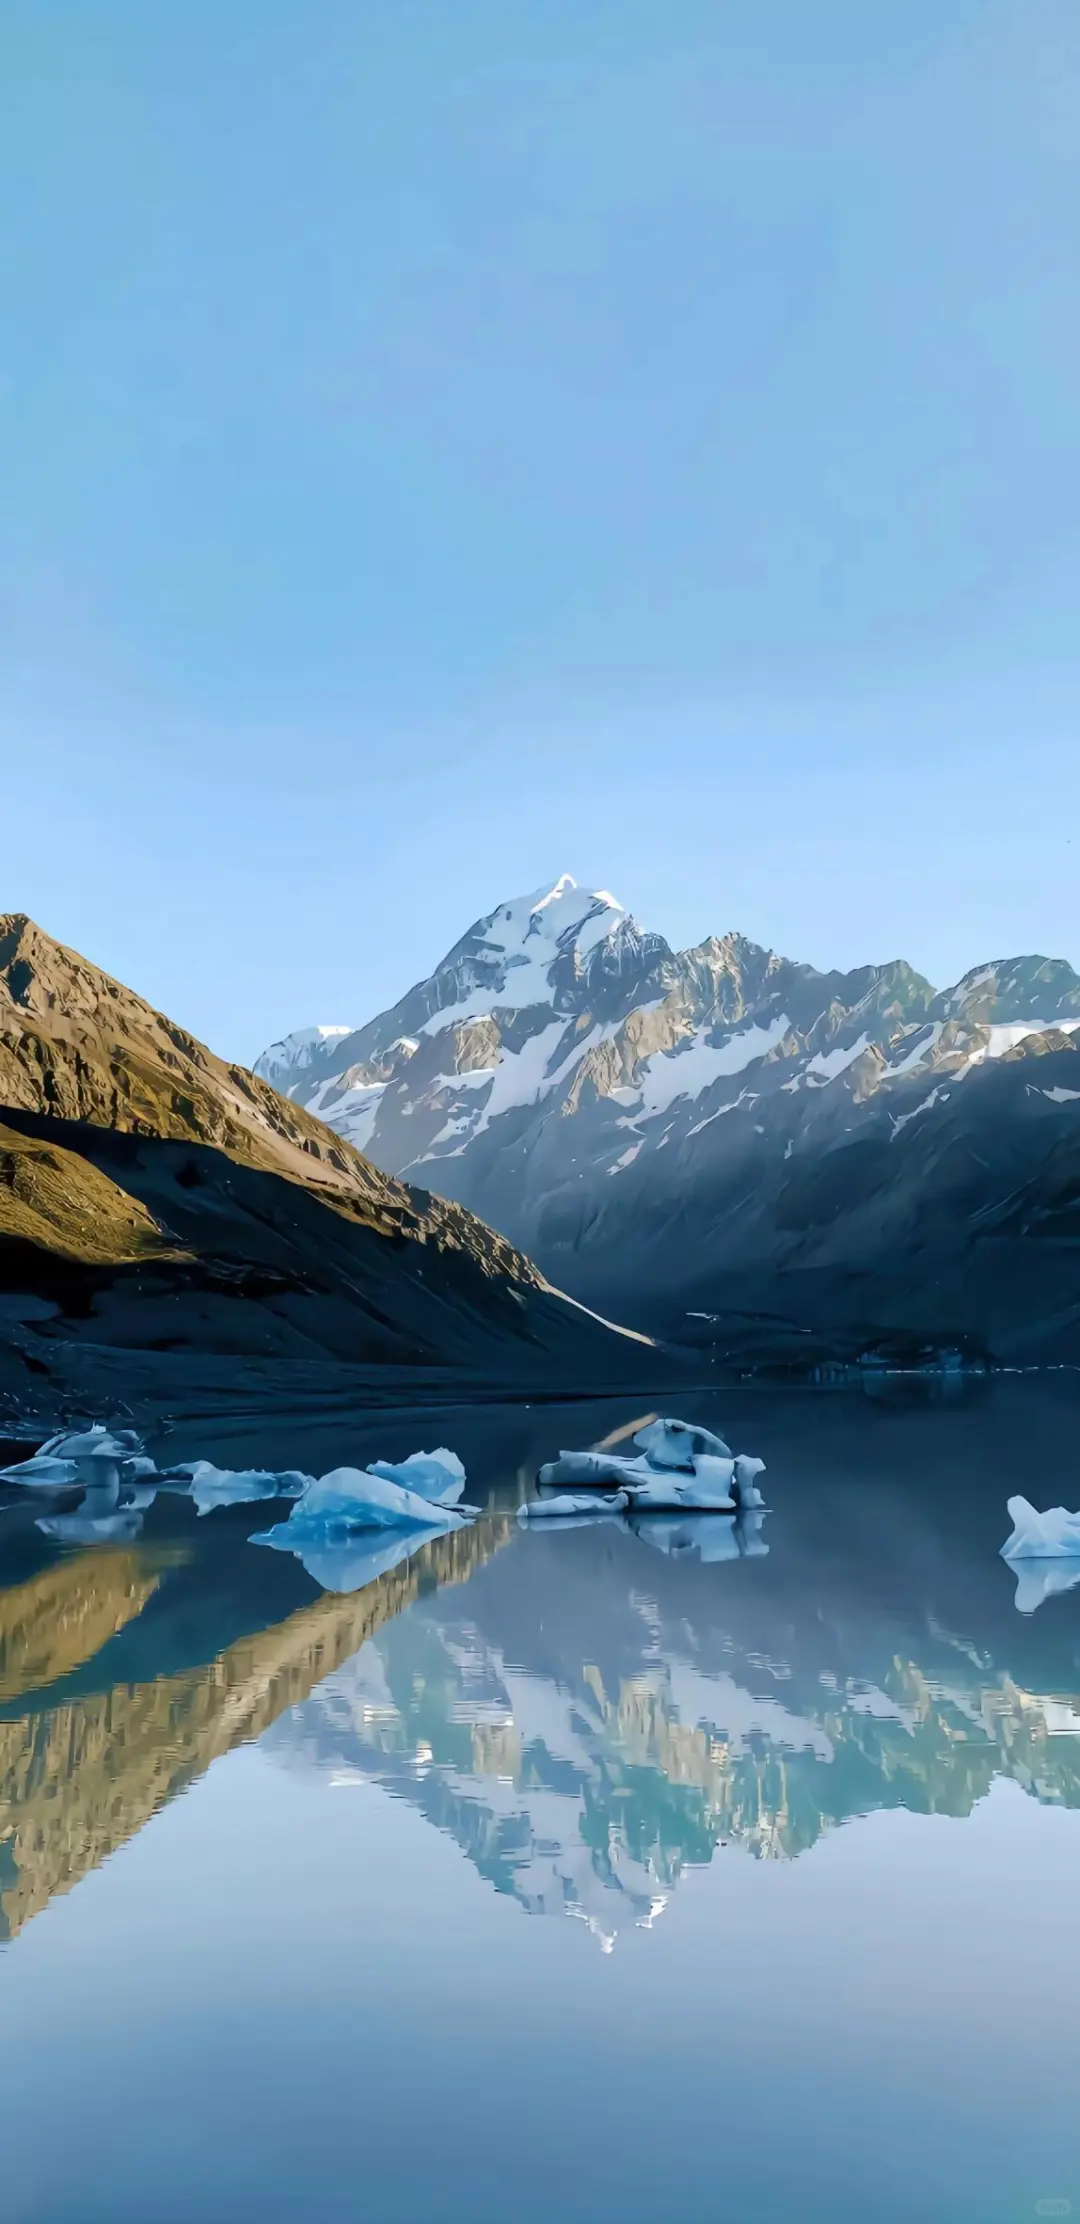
left=559, top=1035, right=1080, bottom=1364
left=0, top=916, right=656, bottom=1427
left=258, top=881, right=1080, bottom=1367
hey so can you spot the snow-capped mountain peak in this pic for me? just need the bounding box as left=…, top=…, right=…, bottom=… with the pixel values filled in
left=255, top=886, right=1080, bottom=1337
left=468, top=875, right=629, bottom=980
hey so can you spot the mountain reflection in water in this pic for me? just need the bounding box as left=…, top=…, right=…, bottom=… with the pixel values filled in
left=2, top=1382, right=1080, bottom=1950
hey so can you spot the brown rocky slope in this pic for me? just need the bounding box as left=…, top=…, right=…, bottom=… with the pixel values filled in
left=0, top=915, right=655, bottom=1425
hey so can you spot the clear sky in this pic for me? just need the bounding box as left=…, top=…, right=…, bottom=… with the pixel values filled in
left=4, top=0, right=1079, bottom=1062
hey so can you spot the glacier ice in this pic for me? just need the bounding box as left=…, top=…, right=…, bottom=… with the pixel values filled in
left=632, top=1418, right=733, bottom=1468
left=253, top=1462, right=472, bottom=1552
left=1000, top=1495, right=1080, bottom=1561
left=364, top=1449, right=467, bottom=1507
left=519, top=1492, right=629, bottom=1521
left=732, top=1455, right=767, bottom=1512
left=531, top=1416, right=767, bottom=1532
left=169, top=1460, right=310, bottom=1516
left=2, top=1424, right=474, bottom=1576
left=535, top=1417, right=765, bottom=1515
left=0, top=1423, right=150, bottom=1495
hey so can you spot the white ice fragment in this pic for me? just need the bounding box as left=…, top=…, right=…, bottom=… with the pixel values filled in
left=170, top=1460, right=310, bottom=1516
left=0, top=1452, right=84, bottom=1491
left=365, top=1449, right=466, bottom=1507
left=535, top=1416, right=762, bottom=1515
left=1000, top=1495, right=1080, bottom=1560
left=1, top=1425, right=157, bottom=1497
left=253, top=1462, right=473, bottom=1552
left=632, top=1417, right=734, bottom=1468
left=35, top=1425, right=139, bottom=1459
left=733, top=1454, right=768, bottom=1511
left=537, top=1449, right=736, bottom=1512
left=519, top=1492, right=628, bottom=1520
left=628, top=1461, right=737, bottom=1512
left=538, top=1450, right=649, bottom=1492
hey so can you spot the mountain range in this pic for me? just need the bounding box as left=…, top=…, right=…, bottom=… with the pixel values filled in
left=258, top=875, right=1080, bottom=1365
left=0, top=912, right=653, bottom=1431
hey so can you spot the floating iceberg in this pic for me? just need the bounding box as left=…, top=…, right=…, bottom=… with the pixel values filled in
left=169, top=1460, right=310, bottom=1516
left=1000, top=1496, right=1080, bottom=1561
left=535, top=1418, right=765, bottom=1516
left=3, top=1424, right=474, bottom=1575
left=0, top=1424, right=152, bottom=1496
left=253, top=1458, right=472, bottom=1560
left=364, top=1450, right=467, bottom=1507
left=632, top=1418, right=733, bottom=1467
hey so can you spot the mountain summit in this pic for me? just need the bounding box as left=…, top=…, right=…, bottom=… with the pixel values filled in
left=259, top=882, right=1080, bottom=1364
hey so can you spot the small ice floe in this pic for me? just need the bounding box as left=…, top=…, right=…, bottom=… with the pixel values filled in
left=1001, top=1495, right=1080, bottom=1560
left=534, top=1417, right=767, bottom=1517
left=1001, top=1495, right=1080, bottom=1612
left=0, top=1424, right=150, bottom=1496
left=1, top=1425, right=171, bottom=1541
left=252, top=1453, right=473, bottom=1580
left=632, top=1419, right=732, bottom=1467
left=1, top=1424, right=476, bottom=1575
left=363, top=1449, right=467, bottom=1507
left=518, top=1491, right=629, bottom=1524
left=168, top=1460, right=311, bottom=1517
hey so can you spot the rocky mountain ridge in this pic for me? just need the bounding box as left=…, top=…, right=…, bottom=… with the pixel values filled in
left=0, top=912, right=656, bottom=1425
left=258, top=878, right=1080, bottom=1359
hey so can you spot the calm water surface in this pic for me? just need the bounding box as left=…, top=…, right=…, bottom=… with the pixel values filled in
left=2, top=1381, right=1079, bottom=2222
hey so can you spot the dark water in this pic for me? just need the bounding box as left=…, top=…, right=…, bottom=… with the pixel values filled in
left=2, top=1380, right=1080, bottom=2222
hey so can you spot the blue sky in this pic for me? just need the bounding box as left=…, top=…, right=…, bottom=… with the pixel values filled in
left=4, top=0, right=1079, bottom=1061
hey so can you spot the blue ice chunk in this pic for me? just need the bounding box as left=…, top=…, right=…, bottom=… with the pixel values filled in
left=1001, top=1495, right=1080, bottom=1560
left=365, top=1449, right=466, bottom=1506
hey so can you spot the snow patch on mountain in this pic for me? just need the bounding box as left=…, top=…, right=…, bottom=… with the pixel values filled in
left=805, top=1032, right=872, bottom=1081
left=424, top=1019, right=569, bottom=1158
left=963, top=1020, right=1080, bottom=1066
left=306, top=1075, right=386, bottom=1153
left=255, top=1025, right=356, bottom=1098
left=630, top=1013, right=791, bottom=1124
left=886, top=1023, right=944, bottom=1076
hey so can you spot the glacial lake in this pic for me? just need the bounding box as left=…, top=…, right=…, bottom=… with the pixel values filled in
left=2, top=1379, right=1080, bottom=2223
